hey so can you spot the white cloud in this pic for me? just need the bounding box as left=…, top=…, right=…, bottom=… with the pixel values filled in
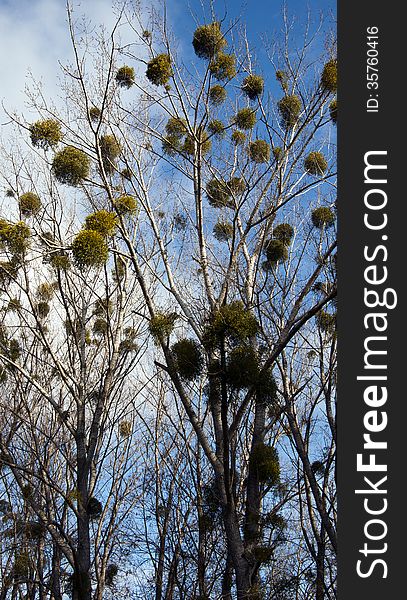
left=0, top=0, right=127, bottom=121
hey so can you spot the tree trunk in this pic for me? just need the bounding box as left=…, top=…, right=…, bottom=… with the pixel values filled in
left=244, top=398, right=266, bottom=546
left=197, top=503, right=208, bottom=599
left=50, top=544, right=63, bottom=600
left=73, top=492, right=91, bottom=600
left=316, top=537, right=326, bottom=600
left=221, top=550, right=234, bottom=600
left=73, top=447, right=91, bottom=600
left=164, top=543, right=181, bottom=600
left=73, top=307, right=92, bottom=600
left=222, top=504, right=251, bottom=599
left=155, top=521, right=167, bottom=600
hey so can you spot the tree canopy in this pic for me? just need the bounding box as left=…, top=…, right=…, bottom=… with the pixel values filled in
left=0, top=2, right=337, bottom=599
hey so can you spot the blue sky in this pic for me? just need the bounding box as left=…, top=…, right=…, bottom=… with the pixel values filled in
left=0, top=0, right=335, bottom=121
left=170, top=0, right=335, bottom=36
left=169, top=0, right=336, bottom=52
left=0, top=0, right=120, bottom=120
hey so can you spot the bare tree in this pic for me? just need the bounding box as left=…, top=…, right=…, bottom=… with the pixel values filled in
left=0, top=1, right=336, bottom=598
left=0, top=138, right=148, bottom=598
